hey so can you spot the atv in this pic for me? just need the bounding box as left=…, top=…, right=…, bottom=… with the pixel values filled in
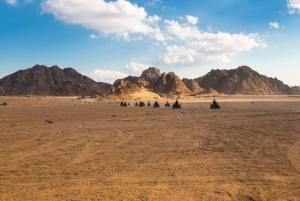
left=120, top=102, right=127, bottom=107
left=210, top=104, right=220, bottom=109
left=165, top=102, right=170, bottom=107
left=147, top=102, right=151, bottom=107
left=173, top=104, right=181, bottom=109
left=153, top=102, right=160, bottom=108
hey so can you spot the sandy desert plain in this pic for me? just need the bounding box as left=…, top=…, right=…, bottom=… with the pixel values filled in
left=0, top=95, right=300, bottom=201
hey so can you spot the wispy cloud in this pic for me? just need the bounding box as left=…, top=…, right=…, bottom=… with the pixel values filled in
left=269, top=21, right=280, bottom=28
left=90, top=34, right=100, bottom=39
left=145, top=0, right=163, bottom=7
left=3, top=0, right=17, bottom=5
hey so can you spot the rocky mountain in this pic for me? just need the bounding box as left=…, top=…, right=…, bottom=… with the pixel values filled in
left=109, top=77, right=149, bottom=95
left=0, top=65, right=111, bottom=96
left=113, top=75, right=139, bottom=86
left=153, top=72, right=191, bottom=95
left=140, top=67, right=161, bottom=84
left=182, top=78, right=204, bottom=94
left=194, top=66, right=300, bottom=95
left=1, top=65, right=299, bottom=97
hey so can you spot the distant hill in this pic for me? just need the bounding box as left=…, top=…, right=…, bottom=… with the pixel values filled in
left=0, top=65, right=111, bottom=96
left=194, top=66, right=300, bottom=95
left=1, top=65, right=299, bottom=97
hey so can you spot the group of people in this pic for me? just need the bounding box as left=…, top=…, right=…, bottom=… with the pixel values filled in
left=123, top=99, right=218, bottom=107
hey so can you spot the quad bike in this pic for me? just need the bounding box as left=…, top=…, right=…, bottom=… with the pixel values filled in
left=173, top=104, right=181, bottom=109
left=147, top=102, right=151, bottom=107
left=135, top=102, right=139, bottom=107
left=165, top=102, right=170, bottom=107
left=139, top=102, right=145, bottom=107
left=120, top=102, right=127, bottom=107
left=153, top=103, right=160, bottom=108
left=210, top=104, right=220, bottom=109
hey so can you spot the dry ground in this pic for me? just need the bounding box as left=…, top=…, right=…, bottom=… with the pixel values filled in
left=0, top=96, right=300, bottom=201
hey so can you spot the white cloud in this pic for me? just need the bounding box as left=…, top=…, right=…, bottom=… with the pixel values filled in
left=41, top=0, right=164, bottom=41
left=3, top=0, right=17, bottom=5
left=269, top=21, right=280, bottom=28
left=160, top=20, right=266, bottom=66
left=147, top=15, right=161, bottom=24
left=288, top=0, right=300, bottom=13
left=164, top=20, right=202, bottom=41
left=90, top=34, right=100, bottom=39
left=186, top=15, right=198, bottom=25
left=124, top=62, right=148, bottom=74
left=89, top=69, right=128, bottom=82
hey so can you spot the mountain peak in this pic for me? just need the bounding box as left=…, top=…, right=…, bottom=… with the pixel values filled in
left=141, top=67, right=161, bottom=84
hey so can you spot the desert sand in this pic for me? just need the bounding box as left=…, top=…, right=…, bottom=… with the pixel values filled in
left=0, top=95, right=300, bottom=200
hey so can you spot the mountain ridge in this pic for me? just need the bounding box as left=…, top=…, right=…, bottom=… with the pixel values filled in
left=0, top=65, right=299, bottom=97
left=0, top=64, right=111, bottom=96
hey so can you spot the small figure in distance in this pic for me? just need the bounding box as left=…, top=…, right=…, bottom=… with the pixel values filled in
left=173, top=99, right=181, bottom=109
left=165, top=100, right=170, bottom=107
left=153, top=101, right=160, bottom=108
left=210, top=99, right=220, bottom=109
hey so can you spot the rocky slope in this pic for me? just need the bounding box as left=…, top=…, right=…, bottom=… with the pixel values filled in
left=194, top=66, right=300, bottom=95
left=153, top=72, right=191, bottom=95
left=182, top=78, right=204, bottom=94
left=0, top=65, right=111, bottom=96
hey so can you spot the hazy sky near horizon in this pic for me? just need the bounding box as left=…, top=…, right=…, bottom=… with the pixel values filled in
left=1, top=0, right=300, bottom=86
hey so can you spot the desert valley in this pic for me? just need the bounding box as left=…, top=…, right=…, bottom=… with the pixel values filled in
left=0, top=65, right=300, bottom=200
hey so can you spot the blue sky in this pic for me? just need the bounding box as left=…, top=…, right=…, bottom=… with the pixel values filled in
left=1, top=0, right=300, bottom=86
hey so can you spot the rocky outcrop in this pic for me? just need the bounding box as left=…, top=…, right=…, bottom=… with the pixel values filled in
left=113, top=75, right=139, bottom=86
left=182, top=78, right=204, bottom=94
left=108, top=77, right=149, bottom=95
left=153, top=72, right=191, bottom=95
left=0, top=65, right=111, bottom=96
left=140, top=67, right=161, bottom=84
